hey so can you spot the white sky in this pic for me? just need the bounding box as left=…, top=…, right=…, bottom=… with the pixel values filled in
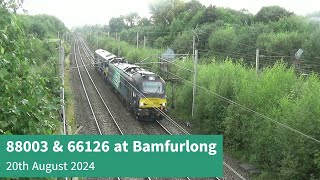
left=22, top=0, right=319, bottom=29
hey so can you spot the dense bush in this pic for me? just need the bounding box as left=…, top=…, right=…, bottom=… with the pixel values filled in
left=0, top=2, right=68, bottom=135
left=84, top=30, right=320, bottom=178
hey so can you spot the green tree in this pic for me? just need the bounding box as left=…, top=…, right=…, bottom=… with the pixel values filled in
left=186, top=9, right=205, bottom=28
left=178, top=0, right=205, bottom=28
left=270, top=16, right=308, bottom=33
left=1, top=3, right=62, bottom=134
left=124, top=12, right=140, bottom=27
left=169, top=18, right=185, bottom=33
left=154, top=36, right=171, bottom=49
left=185, top=0, right=205, bottom=13
left=216, top=7, right=253, bottom=25
left=138, top=17, right=151, bottom=26
left=256, top=31, right=306, bottom=63
left=304, top=28, right=320, bottom=58
left=109, top=16, right=126, bottom=32
left=255, top=6, right=294, bottom=23
left=195, top=22, right=225, bottom=57
left=171, top=32, right=193, bottom=54
left=0, top=0, right=23, bottom=13
left=199, top=5, right=218, bottom=24
left=232, top=22, right=270, bottom=63
left=149, top=0, right=185, bottom=26
left=208, top=27, right=237, bottom=57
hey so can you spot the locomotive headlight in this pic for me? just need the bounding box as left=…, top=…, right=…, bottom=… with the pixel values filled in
left=162, top=103, right=166, bottom=106
left=139, top=102, right=145, bottom=107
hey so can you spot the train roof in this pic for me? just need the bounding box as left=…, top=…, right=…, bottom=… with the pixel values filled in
left=95, top=49, right=161, bottom=80
left=95, top=49, right=116, bottom=60
left=113, top=62, right=155, bottom=77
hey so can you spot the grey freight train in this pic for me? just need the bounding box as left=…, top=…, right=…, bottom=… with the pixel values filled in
left=94, top=49, right=167, bottom=120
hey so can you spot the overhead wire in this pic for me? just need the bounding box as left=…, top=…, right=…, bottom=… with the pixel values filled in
left=157, top=56, right=194, bottom=73
left=136, top=54, right=320, bottom=143
left=80, top=43, right=178, bottom=128
left=82, top=43, right=246, bottom=180
left=198, top=49, right=256, bottom=59
left=91, top=32, right=318, bottom=75
left=200, top=30, right=320, bottom=74
left=89, top=28, right=320, bottom=71
left=79, top=38, right=182, bottom=138
left=197, top=29, right=288, bottom=57
left=158, top=66, right=320, bottom=144
left=83, top=30, right=320, bottom=142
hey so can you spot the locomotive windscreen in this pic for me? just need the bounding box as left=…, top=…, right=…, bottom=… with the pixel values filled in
left=142, top=82, right=162, bottom=93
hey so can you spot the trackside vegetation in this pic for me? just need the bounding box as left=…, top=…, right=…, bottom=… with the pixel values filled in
left=0, top=1, right=69, bottom=135
left=77, top=0, right=320, bottom=178
left=86, top=33, right=320, bottom=180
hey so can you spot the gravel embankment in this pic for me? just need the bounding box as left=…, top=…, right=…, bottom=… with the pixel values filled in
left=71, top=42, right=100, bottom=135
left=77, top=44, right=122, bottom=135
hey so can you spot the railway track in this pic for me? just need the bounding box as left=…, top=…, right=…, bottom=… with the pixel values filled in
left=75, top=36, right=155, bottom=180
left=76, top=36, right=146, bottom=135
left=139, top=121, right=171, bottom=135
left=73, top=38, right=122, bottom=135
left=77, top=38, right=193, bottom=180
left=159, top=116, right=247, bottom=180
left=75, top=36, right=247, bottom=180
left=73, top=38, right=124, bottom=180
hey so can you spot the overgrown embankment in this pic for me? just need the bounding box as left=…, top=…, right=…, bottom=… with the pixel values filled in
left=0, top=3, right=69, bottom=135
left=85, top=35, right=320, bottom=179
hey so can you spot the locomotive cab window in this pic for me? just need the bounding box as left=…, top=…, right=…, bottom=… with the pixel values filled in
left=142, top=82, right=162, bottom=93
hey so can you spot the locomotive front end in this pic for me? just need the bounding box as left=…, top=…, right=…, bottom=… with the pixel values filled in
left=136, top=75, right=167, bottom=120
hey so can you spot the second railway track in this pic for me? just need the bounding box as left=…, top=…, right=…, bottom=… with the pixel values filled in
left=74, top=36, right=152, bottom=180
left=73, top=38, right=122, bottom=135
left=75, top=36, right=146, bottom=135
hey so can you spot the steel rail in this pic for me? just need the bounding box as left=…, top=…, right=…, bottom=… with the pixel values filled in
left=74, top=39, right=103, bottom=135
left=78, top=36, right=124, bottom=135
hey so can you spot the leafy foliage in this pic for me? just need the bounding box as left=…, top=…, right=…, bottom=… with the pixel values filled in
left=149, top=0, right=185, bottom=26
left=76, top=1, right=320, bottom=178
left=171, top=32, right=193, bottom=54
left=0, top=2, right=68, bottom=135
left=255, top=6, right=294, bottom=23
left=208, top=27, right=237, bottom=56
left=19, top=14, right=68, bottom=39
left=109, top=16, right=127, bottom=32
left=77, top=1, right=320, bottom=73
left=82, top=29, right=320, bottom=178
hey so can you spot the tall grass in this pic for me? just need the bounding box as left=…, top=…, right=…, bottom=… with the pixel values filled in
left=87, top=35, right=320, bottom=179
